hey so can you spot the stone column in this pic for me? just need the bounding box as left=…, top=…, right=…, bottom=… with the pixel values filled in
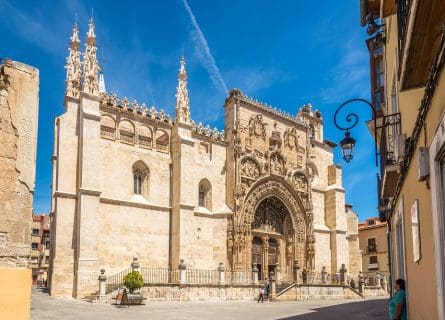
left=131, top=257, right=140, bottom=273
left=218, top=262, right=225, bottom=285
left=252, top=264, right=259, bottom=285
left=340, top=264, right=347, bottom=285
left=321, top=266, right=327, bottom=284
left=179, top=259, right=187, bottom=284
left=382, top=275, right=388, bottom=291
left=269, top=271, right=276, bottom=302
left=262, top=236, right=269, bottom=280
left=376, top=272, right=381, bottom=287
left=293, top=260, right=300, bottom=283
left=275, top=263, right=281, bottom=284
left=358, top=271, right=364, bottom=293
left=98, top=269, right=107, bottom=303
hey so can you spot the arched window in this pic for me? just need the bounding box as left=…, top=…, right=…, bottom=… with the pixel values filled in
left=119, top=119, right=135, bottom=144
left=100, top=115, right=116, bottom=139
left=138, top=125, right=153, bottom=148
left=155, top=130, right=169, bottom=152
left=132, top=161, right=149, bottom=198
left=198, top=179, right=212, bottom=210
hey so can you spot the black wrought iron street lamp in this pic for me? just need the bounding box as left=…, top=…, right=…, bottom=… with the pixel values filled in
left=333, top=98, right=378, bottom=166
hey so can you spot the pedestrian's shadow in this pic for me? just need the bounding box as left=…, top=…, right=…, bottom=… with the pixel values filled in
left=277, top=299, right=388, bottom=320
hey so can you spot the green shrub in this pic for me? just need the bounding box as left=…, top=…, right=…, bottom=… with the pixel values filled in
left=123, top=271, right=144, bottom=293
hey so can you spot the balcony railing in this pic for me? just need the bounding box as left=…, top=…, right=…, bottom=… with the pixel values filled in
left=397, top=0, right=411, bottom=72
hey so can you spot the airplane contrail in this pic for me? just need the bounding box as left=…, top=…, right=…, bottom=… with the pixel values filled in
left=182, top=0, right=228, bottom=94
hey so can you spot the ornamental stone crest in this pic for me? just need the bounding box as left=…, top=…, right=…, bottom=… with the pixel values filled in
left=248, top=114, right=266, bottom=140
left=284, top=127, right=299, bottom=150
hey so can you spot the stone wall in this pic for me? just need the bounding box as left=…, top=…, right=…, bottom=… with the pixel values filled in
left=140, top=284, right=259, bottom=302
left=278, top=284, right=362, bottom=301
left=0, top=60, right=39, bottom=268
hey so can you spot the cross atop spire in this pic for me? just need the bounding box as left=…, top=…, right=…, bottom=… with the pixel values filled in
left=175, top=56, right=191, bottom=124
left=86, top=18, right=96, bottom=46
left=70, top=23, right=80, bottom=48
left=65, top=22, right=82, bottom=98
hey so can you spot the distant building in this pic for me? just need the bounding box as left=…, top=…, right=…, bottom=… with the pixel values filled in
left=31, top=214, right=51, bottom=285
left=0, top=58, right=39, bottom=320
left=358, top=217, right=389, bottom=285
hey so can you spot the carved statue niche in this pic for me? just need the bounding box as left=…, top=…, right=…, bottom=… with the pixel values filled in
left=240, top=157, right=261, bottom=180
left=284, top=127, right=299, bottom=151
left=270, top=152, right=285, bottom=176
left=291, top=171, right=308, bottom=192
left=269, top=121, right=282, bottom=150
left=248, top=114, right=267, bottom=140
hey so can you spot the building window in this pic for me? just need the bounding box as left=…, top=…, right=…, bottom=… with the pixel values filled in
left=32, top=229, right=39, bottom=236
left=198, top=179, right=212, bottom=210
left=100, top=115, right=116, bottom=139
left=367, top=37, right=385, bottom=113
left=119, top=119, right=135, bottom=144
left=31, top=243, right=38, bottom=249
left=45, top=256, right=49, bottom=264
left=138, top=126, right=153, bottom=149
left=155, top=130, right=169, bottom=152
left=45, top=241, right=50, bottom=249
left=369, top=256, right=378, bottom=264
left=367, top=238, right=377, bottom=253
left=132, top=161, right=149, bottom=198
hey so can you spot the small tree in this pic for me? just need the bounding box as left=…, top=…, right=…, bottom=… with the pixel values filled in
left=123, top=271, right=144, bottom=293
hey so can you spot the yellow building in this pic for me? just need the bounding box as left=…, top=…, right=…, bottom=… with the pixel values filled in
left=358, top=218, right=389, bottom=286
left=360, top=0, right=445, bottom=318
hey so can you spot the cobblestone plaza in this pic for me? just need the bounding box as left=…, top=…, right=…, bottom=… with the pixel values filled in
left=31, top=287, right=387, bottom=320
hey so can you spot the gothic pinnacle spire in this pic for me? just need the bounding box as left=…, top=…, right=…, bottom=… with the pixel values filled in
left=65, top=22, right=82, bottom=98
left=175, top=56, right=191, bottom=124
left=82, top=18, right=99, bottom=95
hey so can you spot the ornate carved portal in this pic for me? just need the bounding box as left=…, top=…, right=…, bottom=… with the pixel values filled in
left=249, top=195, right=304, bottom=280
left=229, top=176, right=314, bottom=280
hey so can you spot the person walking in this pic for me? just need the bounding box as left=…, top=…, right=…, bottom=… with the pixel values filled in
left=257, top=287, right=265, bottom=303
left=389, top=278, right=407, bottom=320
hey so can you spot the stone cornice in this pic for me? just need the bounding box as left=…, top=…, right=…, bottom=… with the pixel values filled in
left=193, top=211, right=231, bottom=219
left=53, top=191, right=77, bottom=199
left=78, top=188, right=101, bottom=196
left=100, top=197, right=171, bottom=212
left=80, top=91, right=101, bottom=102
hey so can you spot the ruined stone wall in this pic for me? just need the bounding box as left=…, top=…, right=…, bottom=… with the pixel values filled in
left=0, top=60, right=39, bottom=267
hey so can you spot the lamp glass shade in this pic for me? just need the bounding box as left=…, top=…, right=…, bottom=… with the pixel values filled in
left=340, top=132, right=356, bottom=163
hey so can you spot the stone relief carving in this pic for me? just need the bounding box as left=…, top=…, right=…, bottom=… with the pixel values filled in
left=284, top=127, right=299, bottom=150
left=248, top=114, right=266, bottom=140
left=270, top=152, right=285, bottom=176
left=291, top=171, right=308, bottom=192
left=240, top=157, right=261, bottom=179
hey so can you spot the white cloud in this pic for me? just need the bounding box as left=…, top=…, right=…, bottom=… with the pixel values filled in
left=182, top=0, right=228, bottom=94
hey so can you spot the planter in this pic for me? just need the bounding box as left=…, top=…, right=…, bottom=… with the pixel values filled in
left=127, top=292, right=145, bottom=305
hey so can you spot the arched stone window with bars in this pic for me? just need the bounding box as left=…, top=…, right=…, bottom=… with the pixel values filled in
left=132, top=161, right=149, bottom=198
left=198, top=179, right=212, bottom=210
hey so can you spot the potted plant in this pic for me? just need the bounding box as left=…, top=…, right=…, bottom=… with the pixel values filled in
left=123, top=271, right=144, bottom=304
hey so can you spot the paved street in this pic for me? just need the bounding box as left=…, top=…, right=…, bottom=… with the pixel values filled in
left=31, top=287, right=388, bottom=320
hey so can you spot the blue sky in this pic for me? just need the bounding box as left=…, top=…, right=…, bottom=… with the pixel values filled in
left=1, top=0, right=379, bottom=221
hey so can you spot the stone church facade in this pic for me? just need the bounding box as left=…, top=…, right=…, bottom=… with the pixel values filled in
left=48, top=21, right=361, bottom=298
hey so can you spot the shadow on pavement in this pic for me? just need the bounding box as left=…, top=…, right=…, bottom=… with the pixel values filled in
left=278, top=299, right=388, bottom=320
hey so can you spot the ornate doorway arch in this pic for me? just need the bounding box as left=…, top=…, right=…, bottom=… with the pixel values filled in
left=230, top=176, right=314, bottom=278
